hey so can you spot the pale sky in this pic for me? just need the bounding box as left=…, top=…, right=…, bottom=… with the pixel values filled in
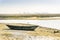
left=0, top=0, right=60, bottom=14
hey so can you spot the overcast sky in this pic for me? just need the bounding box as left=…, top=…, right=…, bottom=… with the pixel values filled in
left=0, top=0, right=60, bottom=14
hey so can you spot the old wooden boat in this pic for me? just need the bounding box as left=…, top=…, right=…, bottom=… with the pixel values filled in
left=6, top=23, right=38, bottom=31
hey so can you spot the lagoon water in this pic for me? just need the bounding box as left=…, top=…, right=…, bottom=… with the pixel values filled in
left=0, top=20, right=60, bottom=30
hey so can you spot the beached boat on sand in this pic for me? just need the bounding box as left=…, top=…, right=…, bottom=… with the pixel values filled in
left=6, top=23, right=38, bottom=31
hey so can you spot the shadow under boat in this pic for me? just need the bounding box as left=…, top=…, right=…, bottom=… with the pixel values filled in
left=6, top=24, right=38, bottom=31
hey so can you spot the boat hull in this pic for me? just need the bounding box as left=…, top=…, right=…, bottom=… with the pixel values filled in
left=7, top=25, right=38, bottom=31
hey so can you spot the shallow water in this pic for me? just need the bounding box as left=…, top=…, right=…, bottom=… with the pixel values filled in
left=0, top=20, right=60, bottom=29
